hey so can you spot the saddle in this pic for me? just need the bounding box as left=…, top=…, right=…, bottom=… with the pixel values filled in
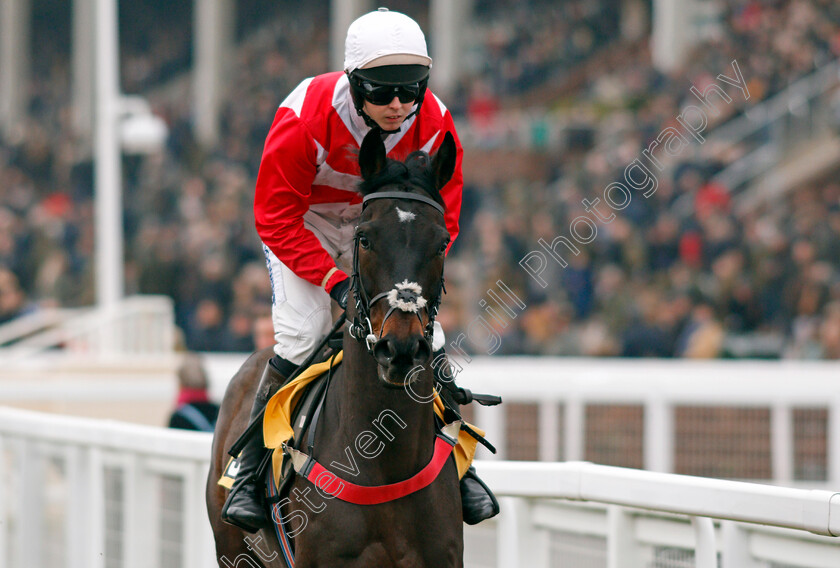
left=263, top=354, right=484, bottom=490
left=218, top=352, right=486, bottom=496
left=217, top=309, right=492, bottom=507
left=265, top=349, right=343, bottom=500
left=216, top=341, right=341, bottom=492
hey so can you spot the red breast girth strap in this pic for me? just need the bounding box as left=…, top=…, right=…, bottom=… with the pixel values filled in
left=284, top=421, right=461, bottom=505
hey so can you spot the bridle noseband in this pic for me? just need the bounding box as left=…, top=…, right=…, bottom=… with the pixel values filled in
left=348, top=191, right=447, bottom=353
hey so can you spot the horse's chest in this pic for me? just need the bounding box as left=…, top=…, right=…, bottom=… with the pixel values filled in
left=296, top=499, right=462, bottom=567
left=312, top=536, right=460, bottom=568
left=355, top=540, right=442, bottom=568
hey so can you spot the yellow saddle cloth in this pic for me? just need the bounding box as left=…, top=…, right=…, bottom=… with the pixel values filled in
left=261, top=351, right=482, bottom=487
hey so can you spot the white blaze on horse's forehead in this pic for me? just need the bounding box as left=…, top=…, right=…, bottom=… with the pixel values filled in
left=396, top=207, right=416, bottom=223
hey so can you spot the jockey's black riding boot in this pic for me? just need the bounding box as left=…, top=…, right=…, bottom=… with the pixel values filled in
left=461, top=465, right=500, bottom=525
left=221, top=355, right=297, bottom=533
left=433, top=348, right=501, bottom=525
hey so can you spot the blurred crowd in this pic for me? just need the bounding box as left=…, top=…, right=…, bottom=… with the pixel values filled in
left=1, top=0, right=839, bottom=359
left=440, top=0, right=840, bottom=359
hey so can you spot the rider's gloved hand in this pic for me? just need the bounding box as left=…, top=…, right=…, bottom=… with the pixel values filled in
left=329, top=277, right=351, bottom=310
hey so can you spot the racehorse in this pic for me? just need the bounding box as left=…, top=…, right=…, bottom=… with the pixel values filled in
left=206, top=128, right=463, bottom=567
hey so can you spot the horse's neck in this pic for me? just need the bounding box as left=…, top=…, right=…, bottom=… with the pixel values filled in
left=324, top=331, right=437, bottom=482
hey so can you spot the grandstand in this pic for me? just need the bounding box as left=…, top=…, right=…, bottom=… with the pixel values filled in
left=1, top=0, right=838, bottom=360
left=1, top=0, right=840, bottom=567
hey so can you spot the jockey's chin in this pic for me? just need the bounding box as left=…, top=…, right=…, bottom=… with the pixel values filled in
left=363, top=99, right=413, bottom=131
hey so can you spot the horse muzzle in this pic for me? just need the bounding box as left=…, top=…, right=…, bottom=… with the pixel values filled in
left=372, top=334, right=432, bottom=386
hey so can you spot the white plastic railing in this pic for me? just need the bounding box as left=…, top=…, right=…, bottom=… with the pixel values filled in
left=2, top=406, right=840, bottom=568
left=476, top=461, right=840, bottom=568
left=452, top=357, right=840, bottom=487
left=0, top=407, right=214, bottom=568
left=0, top=307, right=76, bottom=347
left=0, top=295, right=176, bottom=362
left=477, top=462, right=840, bottom=568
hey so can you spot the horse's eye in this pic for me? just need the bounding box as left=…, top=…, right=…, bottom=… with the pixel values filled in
left=438, top=241, right=449, bottom=255
left=359, top=236, right=371, bottom=250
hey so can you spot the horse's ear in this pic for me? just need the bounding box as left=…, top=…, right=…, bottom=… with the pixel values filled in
left=431, top=132, right=457, bottom=190
left=359, top=129, right=387, bottom=182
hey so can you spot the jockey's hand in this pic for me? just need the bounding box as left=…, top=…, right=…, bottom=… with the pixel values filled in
left=329, top=278, right=351, bottom=310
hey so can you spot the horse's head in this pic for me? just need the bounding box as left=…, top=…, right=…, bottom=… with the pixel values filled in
left=350, top=128, right=456, bottom=387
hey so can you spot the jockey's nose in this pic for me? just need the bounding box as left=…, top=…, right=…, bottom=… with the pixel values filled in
left=373, top=334, right=432, bottom=370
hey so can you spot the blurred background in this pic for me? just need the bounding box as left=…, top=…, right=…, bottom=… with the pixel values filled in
left=2, top=0, right=839, bottom=361
left=2, top=0, right=840, bottom=566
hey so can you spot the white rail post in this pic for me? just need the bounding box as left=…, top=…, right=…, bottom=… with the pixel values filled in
left=771, top=403, right=794, bottom=485
left=564, top=398, right=585, bottom=461
left=720, top=521, right=761, bottom=568
left=692, top=516, right=717, bottom=568
left=538, top=401, right=560, bottom=461
left=19, top=440, right=44, bottom=567
left=86, top=447, right=107, bottom=568
left=497, top=497, right=548, bottom=567
left=135, top=457, right=158, bottom=566
left=183, top=461, right=209, bottom=568
left=607, top=506, right=646, bottom=568
left=195, top=460, right=218, bottom=568
left=66, top=446, right=88, bottom=568
left=644, top=398, right=673, bottom=472
left=829, top=397, right=840, bottom=489
left=0, top=436, right=7, bottom=568
left=124, top=454, right=143, bottom=568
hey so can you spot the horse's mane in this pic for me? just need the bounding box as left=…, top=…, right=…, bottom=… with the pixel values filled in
left=358, top=150, right=445, bottom=207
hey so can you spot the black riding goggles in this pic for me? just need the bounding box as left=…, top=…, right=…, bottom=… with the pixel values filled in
left=355, top=79, right=424, bottom=105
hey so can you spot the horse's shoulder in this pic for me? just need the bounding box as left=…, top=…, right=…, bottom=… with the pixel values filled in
left=238, top=347, right=275, bottom=379
left=219, top=347, right=274, bottom=403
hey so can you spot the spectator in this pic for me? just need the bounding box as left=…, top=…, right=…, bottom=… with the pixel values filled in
left=253, top=314, right=276, bottom=351
left=819, top=302, right=840, bottom=359
left=167, top=353, right=220, bottom=432
left=185, top=298, right=227, bottom=352
left=675, top=303, right=725, bottom=358
left=0, top=269, right=33, bottom=325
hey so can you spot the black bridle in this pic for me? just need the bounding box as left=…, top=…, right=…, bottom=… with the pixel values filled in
left=348, top=191, right=447, bottom=353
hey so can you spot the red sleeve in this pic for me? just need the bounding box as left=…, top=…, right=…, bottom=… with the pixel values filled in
left=253, top=107, right=348, bottom=290
left=436, top=111, right=463, bottom=256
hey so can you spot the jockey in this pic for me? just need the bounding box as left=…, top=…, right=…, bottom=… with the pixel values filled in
left=222, top=8, right=499, bottom=532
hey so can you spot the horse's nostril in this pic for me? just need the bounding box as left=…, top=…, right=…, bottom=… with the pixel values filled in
left=374, top=336, right=431, bottom=368
left=412, top=338, right=432, bottom=366
left=372, top=339, right=395, bottom=367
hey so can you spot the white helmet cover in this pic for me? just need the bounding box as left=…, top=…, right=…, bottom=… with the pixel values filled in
left=344, top=8, right=433, bottom=72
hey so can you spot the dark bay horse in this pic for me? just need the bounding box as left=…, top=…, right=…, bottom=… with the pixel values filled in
left=206, top=129, right=463, bottom=567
